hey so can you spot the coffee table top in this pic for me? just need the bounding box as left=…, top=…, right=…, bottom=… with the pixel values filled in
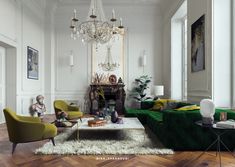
left=74, top=117, right=145, bottom=130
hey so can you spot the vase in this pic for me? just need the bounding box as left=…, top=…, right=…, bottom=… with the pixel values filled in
left=111, top=110, right=118, bottom=123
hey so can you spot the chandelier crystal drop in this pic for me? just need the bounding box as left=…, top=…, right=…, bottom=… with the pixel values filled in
left=70, top=0, right=124, bottom=44
left=98, top=45, right=120, bottom=71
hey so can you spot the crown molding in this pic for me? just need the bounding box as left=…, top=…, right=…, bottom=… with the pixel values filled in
left=55, top=0, right=161, bottom=7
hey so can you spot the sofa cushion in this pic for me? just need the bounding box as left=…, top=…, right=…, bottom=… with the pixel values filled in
left=174, top=104, right=200, bottom=111
left=152, top=99, right=177, bottom=111
left=125, top=108, right=163, bottom=124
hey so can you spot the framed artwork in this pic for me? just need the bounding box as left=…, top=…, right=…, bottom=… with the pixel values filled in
left=27, top=46, right=39, bottom=80
left=191, top=15, right=205, bottom=72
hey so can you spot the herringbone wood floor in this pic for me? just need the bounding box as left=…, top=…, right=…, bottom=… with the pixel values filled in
left=1, top=115, right=235, bottom=167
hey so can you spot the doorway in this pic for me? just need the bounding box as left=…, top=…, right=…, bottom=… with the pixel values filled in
left=0, top=44, right=17, bottom=124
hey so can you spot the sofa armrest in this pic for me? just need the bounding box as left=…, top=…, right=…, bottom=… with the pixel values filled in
left=18, top=115, right=41, bottom=123
left=141, top=101, right=155, bottom=109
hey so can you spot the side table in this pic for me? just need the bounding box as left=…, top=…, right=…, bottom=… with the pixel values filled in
left=183, top=120, right=235, bottom=167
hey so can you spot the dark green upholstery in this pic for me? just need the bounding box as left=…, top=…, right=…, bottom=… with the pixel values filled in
left=125, top=104, right=235, bottom=151
left=140, top=101, right=155, bottom=109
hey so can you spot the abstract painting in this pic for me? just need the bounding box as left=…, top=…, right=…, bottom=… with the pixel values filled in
left=191, top=15, right=205, bottom=72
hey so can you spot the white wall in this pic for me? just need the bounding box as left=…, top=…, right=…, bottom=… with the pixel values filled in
left=213, top=0, right=231, bottom=107
left=0, top=0, right=17, bottom=43
left=163, top=0, right=233, bottom=107
left=44, top=1, right=56, bottom=114
left=162, top=0, right=185, bottom=98
left=187, top=0, right=213, bottom=103
left=49, top=2, right=163, bottom=112
left=6, top=48, right=16, bottom=112
left=0, top=0, right=46, bottom=116
left=162, top=0, right=213, bottom=103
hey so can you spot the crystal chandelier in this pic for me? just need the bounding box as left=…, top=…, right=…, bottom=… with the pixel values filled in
left=70, top=0, right=124, bottom=44
left=98, top=45, right=120, bottom=71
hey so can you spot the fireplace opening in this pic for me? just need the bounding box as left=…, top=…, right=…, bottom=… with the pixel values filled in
left=89, top=84, right=126, bottom=114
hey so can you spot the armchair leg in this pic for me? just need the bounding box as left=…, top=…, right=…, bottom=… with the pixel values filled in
left=12, top=143, right=17, bottom=154
left=51, top=138, right=55, bottom=146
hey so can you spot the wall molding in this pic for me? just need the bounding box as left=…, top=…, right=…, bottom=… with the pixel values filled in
left=20, top=1, right=44, bottom=93
left=21, top=0, right=45, bottom=21
left=54, top=29, right=90, bottom=92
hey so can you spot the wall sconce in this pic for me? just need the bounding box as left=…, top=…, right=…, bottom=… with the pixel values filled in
left=69, top=50, right=74, bottom=67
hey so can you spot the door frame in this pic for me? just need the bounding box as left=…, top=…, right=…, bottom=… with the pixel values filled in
left=0, top=46, right=6, bottom=124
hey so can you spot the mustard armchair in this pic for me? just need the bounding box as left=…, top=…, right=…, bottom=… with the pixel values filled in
left=3, top=108, right=57, bottom=154
left=54, top=100, right=83, bottom=120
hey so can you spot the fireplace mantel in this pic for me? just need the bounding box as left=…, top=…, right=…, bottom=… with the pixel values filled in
left=89, top=84, right=126, bottom=115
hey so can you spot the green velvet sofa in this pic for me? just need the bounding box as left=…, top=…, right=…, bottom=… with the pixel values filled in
left=125, top=101, right=235, bottom=151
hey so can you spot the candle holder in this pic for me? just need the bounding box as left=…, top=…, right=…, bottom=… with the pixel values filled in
left=110, top=18, right=117, bottom=22
left=220, top=112, right=227, bottom=121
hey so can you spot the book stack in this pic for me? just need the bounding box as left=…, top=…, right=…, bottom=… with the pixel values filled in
left=216, top=120, right=235, bottom=129
left=88, top=119, right=107, bottom=127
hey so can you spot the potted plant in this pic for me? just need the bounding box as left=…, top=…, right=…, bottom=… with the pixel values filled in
left=132, top=75, right=152, bottom=108
left=96, top=86, right=106, bottom=116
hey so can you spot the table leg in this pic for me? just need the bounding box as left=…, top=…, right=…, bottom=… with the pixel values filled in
left=218, top=135, right=221, bottom=167
left=143, top=130, right=146, bottom=142
left=77, top=130, right=79, bottom=140
left=216, top=136, right=219, bottom=157
left=220, top=140, right=235, bottom=158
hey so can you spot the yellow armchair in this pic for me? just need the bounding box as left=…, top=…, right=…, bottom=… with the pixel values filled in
left=3, top=108, right=57, bottom=154
left=54, top=100, right=83, bottom=120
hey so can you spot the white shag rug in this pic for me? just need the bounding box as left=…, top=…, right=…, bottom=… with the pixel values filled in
left=35, top=129, right=174, bottom=155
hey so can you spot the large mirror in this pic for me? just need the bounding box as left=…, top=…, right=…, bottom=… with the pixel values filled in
left=91, top=33, right=125, bottom=84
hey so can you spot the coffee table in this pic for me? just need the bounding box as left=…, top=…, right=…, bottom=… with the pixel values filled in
left=72, top=117, right=145, bottom=140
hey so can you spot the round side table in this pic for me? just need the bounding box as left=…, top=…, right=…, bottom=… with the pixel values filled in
left=183, top=120, right=235, bottom=167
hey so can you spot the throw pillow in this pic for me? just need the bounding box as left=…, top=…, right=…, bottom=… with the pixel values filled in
left=175, top=104, right=200, bottom=111
left=164, top=101, right=179, bottom=110
left=152, top=99, right=177, bottom=111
